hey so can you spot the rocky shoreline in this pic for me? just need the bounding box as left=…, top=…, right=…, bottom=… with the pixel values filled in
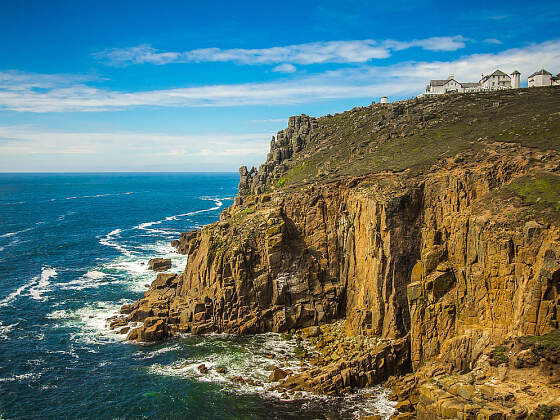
left=110, top=87, right=560, bottom=419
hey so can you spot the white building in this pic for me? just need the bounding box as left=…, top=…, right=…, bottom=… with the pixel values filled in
left=424, top=69, right=521, bottom=95
left=425, top=75, right=467, bottom=94
left=479, top=70, right=512, bottom=90
left=528, top=69, right=560, bottom=87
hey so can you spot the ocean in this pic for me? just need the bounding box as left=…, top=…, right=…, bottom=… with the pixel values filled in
left=0, top=173, right=394, bottom=419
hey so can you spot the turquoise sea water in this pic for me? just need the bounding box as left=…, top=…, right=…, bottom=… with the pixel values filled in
left=0, top=173, right=393, bottom=419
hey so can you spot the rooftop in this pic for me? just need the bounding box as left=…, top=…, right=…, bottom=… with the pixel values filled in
left=529, top=69, right=552, bottom=78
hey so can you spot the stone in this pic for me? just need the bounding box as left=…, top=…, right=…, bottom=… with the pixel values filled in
left=151, top=273, right=177, bottom=289
left=407, top=282, right=422, bottom=302
left=395, top=399, right=414, bottom=413
left=147, top=258, right=172, bottom=271
left=269, top=367, right=288, bottom=382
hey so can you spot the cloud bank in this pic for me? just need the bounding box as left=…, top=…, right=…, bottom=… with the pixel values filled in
left=1, top=39, right=559, bottom=113
left=94, top=36, right=468, bottom=67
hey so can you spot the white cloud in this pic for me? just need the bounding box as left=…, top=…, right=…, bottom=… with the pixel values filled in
left=2, top=39, right=560, bottom=113
left=95, top=36, right=467, bottom=67
left=483, top=38, right=503, bottom=44
left=272, top=63, right=297, bottom=73
left=383, top=36, right=467, bottom=52
left=0, top=70, right=98, bottom=91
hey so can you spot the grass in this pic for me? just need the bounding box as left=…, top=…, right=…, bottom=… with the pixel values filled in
left=519, top=329, right=560, bottom=350
left=270, top=86, right=560, bottom=191
left=527, top=405, right=559, bottom=420
left=492, top=345, right=509, bottom=364
left=506, top=173, right=560, bottom=211
left=275, top=177, right=287, bottom=187
left=239, top=207, right=256, bottom=215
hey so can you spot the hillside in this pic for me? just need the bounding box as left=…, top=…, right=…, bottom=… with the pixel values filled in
left=117, top=86, right=560, bottom=419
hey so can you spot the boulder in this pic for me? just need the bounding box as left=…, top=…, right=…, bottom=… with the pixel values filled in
left=151, top=273, right=177, bottom=289
left=269, top=367, right=288, bottom=381
left=148, top=258, right=172, bottom=271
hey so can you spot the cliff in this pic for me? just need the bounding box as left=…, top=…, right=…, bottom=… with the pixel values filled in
left=116, top=87, right=560, bottom=418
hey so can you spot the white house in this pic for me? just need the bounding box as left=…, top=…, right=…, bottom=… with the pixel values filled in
left=424, top=70, right=521, bottom=95
left=479, top=70, right=512, bottom=90
left=425, top=75, right=472, bottom=94
left=528, top=69, right=560, bottom=87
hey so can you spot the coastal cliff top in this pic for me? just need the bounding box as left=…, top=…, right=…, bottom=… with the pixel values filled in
left=240, top=86, right=560, bottom=196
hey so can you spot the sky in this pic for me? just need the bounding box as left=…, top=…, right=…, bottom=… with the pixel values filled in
left=1, top=0, right=559, bottom=172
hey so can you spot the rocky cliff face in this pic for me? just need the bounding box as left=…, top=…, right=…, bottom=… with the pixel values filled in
left=117, top=87, right=560, bottom=415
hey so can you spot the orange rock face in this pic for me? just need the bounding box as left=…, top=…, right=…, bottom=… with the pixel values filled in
left=119, top=89, right=560, bottom=413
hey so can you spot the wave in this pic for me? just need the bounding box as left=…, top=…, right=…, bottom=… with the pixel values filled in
left=49, top=300, right=132, bottom=345
left=147, top=332, right=396, bottom=418
left=56, top=211, right=75, bottom=222
left=0, top=322, right=18, bottom=340
left=0, top=372, right=41, bottom=383
left=135, top=198, right=225, bottom=235
left=0, top=221, right=45, bottom=240
left=65, top=192, right=134, bottom=201
left=29, top=267, right=58, bottom=301
left=54, top=270, right=111, bottom=291
left=0, top=227, right=34, bottom=239
left=0, top=201, right=26, bottom=205
left=0, top=281, right=33, bottom=308
left=99, top=229, right=135, bottom=257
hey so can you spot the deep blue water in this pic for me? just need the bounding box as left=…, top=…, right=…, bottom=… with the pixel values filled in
left=0, top=173, right=393, bottom=419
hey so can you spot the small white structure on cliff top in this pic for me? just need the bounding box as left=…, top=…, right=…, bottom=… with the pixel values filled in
left=380, top=96, right=389, bottom=104
left=528, top=69, right=560, bottom=87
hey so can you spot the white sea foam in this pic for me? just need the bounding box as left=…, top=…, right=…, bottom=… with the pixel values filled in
left=54, top=270, right=111, bottom=291
left=0, top=322, right=18, bottom=340
left=133, top=197, right=225, bottom=237
left=99, top=228, right=135, bottom=257
left=148, top=333, right=309, bottom=396
left=50, top=300, right=131, bottom=344
left=29, top=267, right=58, bottom=301
left=65, top=192, right=134, bottom=200
left=0, top=282, right=33, bottom=307
left=0, top=227, right=34, bottom=238
left=148, top=332, right=396, bottom=418
left=0, top=372, right=41, bottom=383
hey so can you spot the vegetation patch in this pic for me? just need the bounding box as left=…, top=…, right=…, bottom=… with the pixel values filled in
left=239, top=207, right=256, bottom=215
left=270, top=87, right=560, bottom=191
left=527, top=404, right=559, bottom=420
left=491, top=345, right=509, bottom=365
left=275, top=177, right=287, bottom=187
left=519, top=329, right=560, bottom=350
left=506, top=172, right=560, bottom=211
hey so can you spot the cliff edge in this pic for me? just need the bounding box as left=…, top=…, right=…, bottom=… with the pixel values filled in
left=116, top=87, right=560, bottom=418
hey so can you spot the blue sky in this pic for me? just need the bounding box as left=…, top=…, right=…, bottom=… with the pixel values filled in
left=1, top=0, right=559, bottom=172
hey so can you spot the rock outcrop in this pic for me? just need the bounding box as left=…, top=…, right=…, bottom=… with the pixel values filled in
left=238, top=114, right=318, bottom=197
left=118, top=87, right=560, bottom=417
left=148, top=258, right=172, bottom=271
